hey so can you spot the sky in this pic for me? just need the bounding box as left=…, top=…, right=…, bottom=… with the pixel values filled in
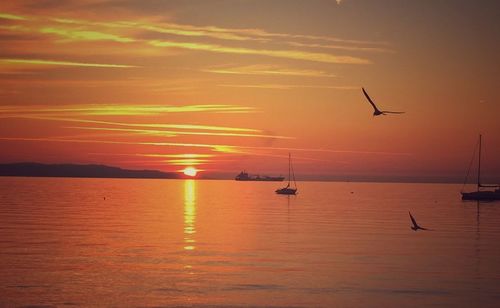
left=0, top=0, right=499, bottom=182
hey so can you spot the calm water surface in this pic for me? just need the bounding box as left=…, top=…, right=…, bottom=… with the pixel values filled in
left=1, top=177, right=499, bottom=307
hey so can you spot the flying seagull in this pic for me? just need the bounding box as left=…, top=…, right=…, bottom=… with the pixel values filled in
left=362, top=88, right=405, bottom=116
left=409, top=211, right=428, bottom=231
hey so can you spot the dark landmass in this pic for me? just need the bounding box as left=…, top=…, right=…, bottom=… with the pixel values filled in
left=0, top=163, right=180, bottom=179
left=1, top=163, right=498, bottom=183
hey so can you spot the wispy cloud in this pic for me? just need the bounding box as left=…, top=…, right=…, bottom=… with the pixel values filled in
left=243, top=145, right=412, bottom=156
left=0, top=114, right=262, bottom=133
left=0, top=10, right=382, bottom=67
left=48, top=14, right=384, bottom=47
left=133, top=22, right=256, bottom=42
left=0, top=58, right=136, bottom=68
left=203, top=65, right=335, bottom=78
left=0, top=137, right=244, bottom=154
left=67, top=126, right=293, bottom=140
left=149, top=40, right=370, bottom=65
left=0, top=104, right=256, bottom=116
left=40, top=26, right=135, bottom=42
left=0, top=136, right=411, bottom=157
left=141, top=153, right=215, bottom=159
left=49, top=17, right=259, bottom=42
left=287, top=42, right=394, bottom=53
left=89, top=153, right=216, bottom=159
left=163, top=159, right=210, bottom=166
left=218, top=84, right=358, bottom=90
left=0, top=12, right=26, bottom=20
left=223, top=25, right=387, bottom=46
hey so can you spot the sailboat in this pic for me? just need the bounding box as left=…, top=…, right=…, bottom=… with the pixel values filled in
left=461, top=134, right=500, bottom=201
left=276, top=153, right=297, bottom=195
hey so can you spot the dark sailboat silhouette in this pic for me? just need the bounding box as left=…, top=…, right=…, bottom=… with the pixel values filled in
left=409, top=212, right=428, bottom=231
left=276, top=153, right=297, bottom=195
left=461, top=135, right=500, bottom=201
left=362, top=88, right=405, bottom=116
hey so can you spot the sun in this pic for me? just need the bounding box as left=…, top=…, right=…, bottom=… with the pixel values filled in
left=183, top=166, right=198, bottom=177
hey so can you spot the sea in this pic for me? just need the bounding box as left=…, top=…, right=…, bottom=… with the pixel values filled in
left=1, top=177, right=499, bottom=307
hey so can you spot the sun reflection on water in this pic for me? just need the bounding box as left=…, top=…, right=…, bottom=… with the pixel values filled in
left=183, top=179, right=196, bottom=251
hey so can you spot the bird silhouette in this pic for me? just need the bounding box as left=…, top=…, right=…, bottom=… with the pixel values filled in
left=362, top=88, right=405, bottom=116
left=409, top=211, right=428, bottom=231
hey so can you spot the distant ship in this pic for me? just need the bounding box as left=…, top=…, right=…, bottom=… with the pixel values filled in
left=461, top=134, right=500, bottom=201
left=235, top=171, right=284, bottom=182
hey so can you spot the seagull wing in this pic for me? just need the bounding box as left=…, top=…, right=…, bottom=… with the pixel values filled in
left=409, top=212, right=418, bottom=228
left=362, top=88, right=382, bottom=113
left=382, top=111, right=405, bottom=114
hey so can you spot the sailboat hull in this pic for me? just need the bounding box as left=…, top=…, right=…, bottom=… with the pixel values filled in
left=275, top=187, right=297, bottom=195
left=461, top=135, right=500, bottom=201
left=461, top=190, right=500, bottom=201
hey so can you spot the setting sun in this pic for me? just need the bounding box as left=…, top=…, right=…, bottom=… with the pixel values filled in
left=183, top=167, right=198, bottom=177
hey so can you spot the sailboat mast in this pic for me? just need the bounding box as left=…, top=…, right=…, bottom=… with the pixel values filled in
left=291, top=156, right=297, bottom=188
left=477, top=134, right=482, bottom=190
left=288, top=152, right=291, bottom=186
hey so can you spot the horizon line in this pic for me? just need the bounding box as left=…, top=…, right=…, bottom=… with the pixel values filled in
left=1, top=161, right=498, bottom=184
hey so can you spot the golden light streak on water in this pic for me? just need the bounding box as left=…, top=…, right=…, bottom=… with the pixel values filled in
left=183, top=179, right=196, bottom=251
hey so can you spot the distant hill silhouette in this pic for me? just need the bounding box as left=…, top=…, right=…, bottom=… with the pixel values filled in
left=0, top=163, right=180, bottom=179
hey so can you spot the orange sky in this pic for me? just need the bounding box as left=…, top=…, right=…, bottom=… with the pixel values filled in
left=1, top=0, right=499, bottom=181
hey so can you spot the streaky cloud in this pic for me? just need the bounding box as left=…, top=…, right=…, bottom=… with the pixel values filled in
left=203, top=65, right=335, bottom=78
left=0, top=136, right=410, bottom=157
left=241, top=145, right=413, bottom=156
left=50, top=17, right=259, bottom=42
left=0, top=137, right=242, bottom=153
left=164, top=159, right=210, bottom=166
left=149, top=40, right=371, bottom=65
left=219, top=84, right=358, bottom=90
left=66, top=126, right=293, bottom=139
left=133, top=23, right=256, bottom=42
left=143, top=153, right=215, bottom=159
left=0, top=104, right=256, bottom=116
left=89, top=153, right=216, bottom=159
left=0, top=10, right=381, bottom=67
left=0, top=13, right=26, bottom=20
left=240, top=151, right=330, bottom=162
left=49, top=15, right=381, bottom=48
left=0, top=58, right=136, bottom=68
left=1, top=10, right=387, bottom=49
left=0, top=115, right=261, bottom=133
left=288, top=41, right=394, bottom=53
left=40, top=26, right=135, bottom=43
